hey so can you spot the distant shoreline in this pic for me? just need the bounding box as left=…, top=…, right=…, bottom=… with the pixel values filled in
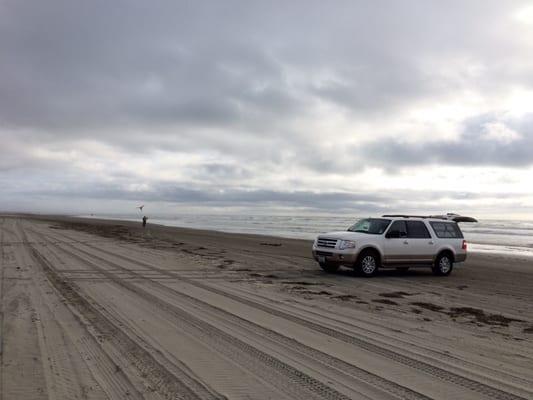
left=5, top=212, right=533, bottom=260
left=6, top=213, right=313, bottom=246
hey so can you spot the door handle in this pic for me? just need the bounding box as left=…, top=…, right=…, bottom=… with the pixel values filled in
left=428, top=241, right=434, bottom=245
left=403, top=240, right=409, bottom=245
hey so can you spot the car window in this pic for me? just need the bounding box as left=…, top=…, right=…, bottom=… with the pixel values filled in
left=387, top=220, right=407, bottom=238
left=347, top=218, right=391, bottom=234
left=406, top=221, right=431, bottom=238
left=429, top=222, right=464, bottom=238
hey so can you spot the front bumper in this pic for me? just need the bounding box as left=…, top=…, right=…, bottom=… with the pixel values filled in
left=312, top=248, right=358, bottom=265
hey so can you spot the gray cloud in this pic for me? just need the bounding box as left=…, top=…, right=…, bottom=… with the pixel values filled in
left=11, top=181, right=387, bottom=211
left=1, top=0, right=532, bottom=215
left=18, top=182, right=515, bottom=210
left=1, top=0, right=527, bottom=134
left=5, top=175, right=527, bottom=222
left=357, top=113, right=533, bottom=168
left=0, top=0, right=305, bottom=134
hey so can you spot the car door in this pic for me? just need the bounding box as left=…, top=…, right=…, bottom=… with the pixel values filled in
left=405, top=221, right=434, bottom=263
left=383, top=220, right=410, bottom=263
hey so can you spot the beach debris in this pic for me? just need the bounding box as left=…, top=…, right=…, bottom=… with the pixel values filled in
left=379, top=291, right=414, bottom=299
left=291, top=288, right=332, bottom=296
left=331, top=294, right=359, bottom=301
left=281, top=281, right=321, bottom=286
left=372, top=299, right=399, bottom=306
left=409, top=302, right=445, bottom=312
left=447, top=307, right=523, bottom=326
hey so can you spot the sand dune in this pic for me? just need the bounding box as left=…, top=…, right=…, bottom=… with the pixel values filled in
left=0, top=215, right=532, bottom=399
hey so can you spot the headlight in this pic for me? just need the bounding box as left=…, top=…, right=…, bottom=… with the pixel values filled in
left=339, top=240, right=356, bottom=250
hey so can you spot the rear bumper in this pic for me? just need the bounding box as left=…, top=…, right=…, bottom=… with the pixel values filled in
left=312, top=248, right=358, bottom=265
left=455, top=252, right=467, bottom=263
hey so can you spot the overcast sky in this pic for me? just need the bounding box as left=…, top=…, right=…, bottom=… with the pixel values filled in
left=1, top=0, right=533, bottom=218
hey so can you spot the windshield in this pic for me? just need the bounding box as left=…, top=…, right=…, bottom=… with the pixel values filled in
left=347, top=218, right=391, bottom=234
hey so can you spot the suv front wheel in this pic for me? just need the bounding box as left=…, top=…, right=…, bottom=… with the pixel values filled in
left=356, top=250, right=380, bottom=277
left=433, top=252, right=454, bottom=276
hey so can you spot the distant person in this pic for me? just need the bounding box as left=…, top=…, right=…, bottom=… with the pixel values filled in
left=142, top=216, right=148, bottom=228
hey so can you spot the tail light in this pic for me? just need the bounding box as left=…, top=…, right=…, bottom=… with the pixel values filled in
left=462, top=240, right=467, bottom=250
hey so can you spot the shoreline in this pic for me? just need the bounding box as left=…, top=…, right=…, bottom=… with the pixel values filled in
left=16, top=212, right=533, bottom=260
left=10, top=213, right=533, bottom=273
left=11, top=212, right=533, bottom=298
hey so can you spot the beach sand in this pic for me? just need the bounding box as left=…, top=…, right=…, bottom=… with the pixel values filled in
left=1, top=214, right=532, bottom=399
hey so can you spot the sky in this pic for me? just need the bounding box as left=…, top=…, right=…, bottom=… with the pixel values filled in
left=1, top=0, right=533, bottom=218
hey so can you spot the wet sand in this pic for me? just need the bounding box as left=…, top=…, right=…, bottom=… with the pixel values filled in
left=1, top=214, right=532, bottom=399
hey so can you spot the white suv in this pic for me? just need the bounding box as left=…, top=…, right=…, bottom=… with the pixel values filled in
left=312, top=214, right=476, bottom=277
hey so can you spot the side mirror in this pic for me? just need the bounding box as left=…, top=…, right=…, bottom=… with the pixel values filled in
left=386, top=230, right=401, bottom=239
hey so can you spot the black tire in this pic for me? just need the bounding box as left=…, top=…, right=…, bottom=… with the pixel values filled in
left=319, top=262, right=339, bottom=273
left=355, top=249, right=380, bottom=277
left=433, top=252, right=454, bottom=276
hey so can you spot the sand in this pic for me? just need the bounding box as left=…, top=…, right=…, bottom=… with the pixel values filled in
left=0, top=215, right=532, bottom=400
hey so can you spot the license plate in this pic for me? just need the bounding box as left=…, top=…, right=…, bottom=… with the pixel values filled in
left=318, top=256, right=326, bottom=263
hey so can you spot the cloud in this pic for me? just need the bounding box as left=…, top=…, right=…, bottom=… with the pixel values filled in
left=357, top=113, right=533, bottom=168
left=17, top=182, right=522, bottom=212
left=1, top=0, right=533, bottom=216
left=2, top=0, right=528, bottom=134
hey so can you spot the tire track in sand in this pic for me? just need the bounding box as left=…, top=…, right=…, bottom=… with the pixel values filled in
left=31, top=225, right=432, bottom=400
left=17, top=221, right=225, bottom=400
left=29, top=228, right=366, bottom=400
left=0, top=218, right=5, bottom=400
left=24, top=223, right=358, bottom=400
left=33, top=222, right=532, bottom=400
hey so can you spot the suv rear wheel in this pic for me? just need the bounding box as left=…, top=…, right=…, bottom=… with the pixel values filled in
left=433, top=252, right=453, bottom=276
left=356, top=250, right=380, bottom=277
left=320, top=262, right=339, bottom=273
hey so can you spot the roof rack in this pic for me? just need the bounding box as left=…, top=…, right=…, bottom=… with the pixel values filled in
left=382, top=214, right=432, bottom=219
left=382, top=213, right=478, bottom=223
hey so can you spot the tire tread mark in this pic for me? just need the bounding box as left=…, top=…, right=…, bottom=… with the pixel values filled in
left=40, top=228, right=432, bottom=400
left=45, top=227, right=532, bottom=400
left=20, top=225, right=223, bottom=400
left=0, top=218, right=5, bottom=400
left=28, top=226, right=354, bottom=400
left=28, top=228, right=358, bottom=400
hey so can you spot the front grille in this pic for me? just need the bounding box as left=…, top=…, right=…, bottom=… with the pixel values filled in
left=317, top=237, right=338, bottom=249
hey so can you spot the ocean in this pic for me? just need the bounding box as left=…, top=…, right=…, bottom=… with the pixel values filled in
left=79, top=213, right=533, bottom=259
